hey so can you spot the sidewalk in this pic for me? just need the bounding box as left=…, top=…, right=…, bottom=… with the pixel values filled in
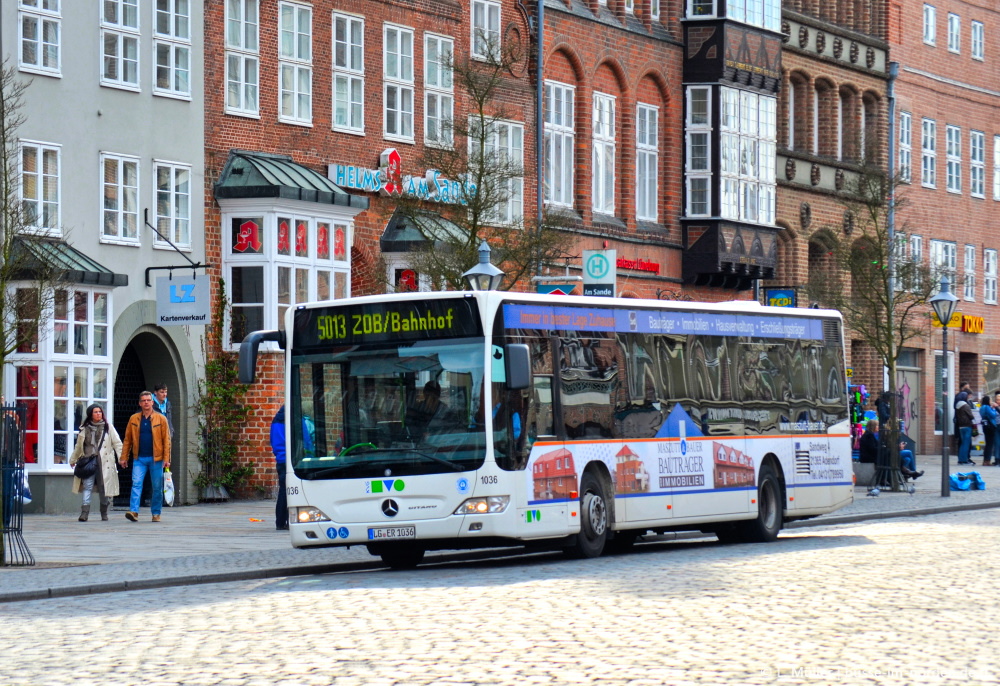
left=2, top=456, right=998, bottom=603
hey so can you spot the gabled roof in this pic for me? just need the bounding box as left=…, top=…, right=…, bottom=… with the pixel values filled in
left=380, top=208, right=465, bottom=253
left=13, top=238, right=128, bottom=287
left=214, top=150, right=369, bottom=210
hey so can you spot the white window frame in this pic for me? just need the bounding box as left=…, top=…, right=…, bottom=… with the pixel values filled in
left=225, top=0, right=260, bottom=116
left=946, top=124, right=962, bottom=194
left=592, top=92, right=616, bottom=216
left=383, top=24, right=414, bottom=142
left=650, top=0, right=660, bottom=20
left=9, top=286, right=115, bottom=473
left=972, top=20, right=984, bottom=61
left=544, top=81, right=575, bottom=209
left=921, top=118, right=937, bottom=188
left=472, top=0, right=501, bottom=61
left=333, top=13, right=365, bottom=134
left=278, top=2, right=312, bottom=125
left=899, top=111, right=912, bottom=183
left=947, top=13, right=960, bottom=53
left=636, top=103, right=659, bottom=222
left=985, top=249, right=998, bottom=305
left=994, top=135, right=1000, bottom=200
left=153, top=0, right=191, bottom=98
left=909, top=234, right=924, bottom=293
left=964, top=244, right=976, bottom=301
left=971, top=130, right=985, bottom=198
left=101, top=0, right=140, bottom=90
left=924, top=4, right=936, bottom=45
left=688, top=86, right=713, bottom=218
left=100, top=152, right=140, bottom=245
left=722, top=0, right=780, bottom=31
left=689, top=0, right=716, bottom=18
left=18, top=0, right=61, bottom=76
left=713, top=86, right=775, bottom=225
left=482, top=120, right=524, bottom=225
left=153, top=160, right=191, bottom=249
left=425, top=34, right=454, bottom=147
left=930, top=239, right=957, bottom=288
left=222, top=208, right=353, bottom=349
left=20, top=140, right=61, bottom=237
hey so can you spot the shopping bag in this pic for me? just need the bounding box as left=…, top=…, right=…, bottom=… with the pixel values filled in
left=950, top=471, right=986, bottom=491
left=163, top=468, right=175, bottom=506
left=20, top=471, right=32, bottom=504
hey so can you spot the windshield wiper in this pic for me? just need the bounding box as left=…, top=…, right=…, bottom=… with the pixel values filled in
left=372, top=447, right=466, bottom=472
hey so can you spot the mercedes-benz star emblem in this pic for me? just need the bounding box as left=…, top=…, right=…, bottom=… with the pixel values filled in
left=381, top=499, right=399, bottom=517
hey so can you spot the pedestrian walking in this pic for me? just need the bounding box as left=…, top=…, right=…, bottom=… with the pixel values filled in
left=119, top=391, right=172, bottom=522
left=271, top=405, right=288, bottom=530
left=152, top=383, right=174, bottom=437
left=69, top=404, right=123, bottom=522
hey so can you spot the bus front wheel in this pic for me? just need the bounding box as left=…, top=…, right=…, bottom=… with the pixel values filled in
left=566, top=471, right=608, bottom=558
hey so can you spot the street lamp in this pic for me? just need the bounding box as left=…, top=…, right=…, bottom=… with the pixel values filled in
left=462, top=241, right=505, bottom=291
left=930, top=275, right=959, bottom=497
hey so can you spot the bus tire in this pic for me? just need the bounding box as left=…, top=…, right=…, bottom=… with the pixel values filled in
left=566, top=471, right=608, bottom=558
left=375, top=545, right=425, bottom=570
left=717, top=465, right=783, bottom=544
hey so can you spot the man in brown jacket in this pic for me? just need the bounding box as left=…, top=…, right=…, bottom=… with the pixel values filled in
left=119, top=391, right=172, bottom=522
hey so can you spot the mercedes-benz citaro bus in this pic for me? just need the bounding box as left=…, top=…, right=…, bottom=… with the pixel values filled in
left=238, top=291, right=854, bottom=569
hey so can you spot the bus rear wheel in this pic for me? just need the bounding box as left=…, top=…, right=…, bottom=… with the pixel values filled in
left=565, top=471, right=608, bottom=558
left=716, top=464, right=783, bottom=544
left=372, top=544, right=425, bottom=570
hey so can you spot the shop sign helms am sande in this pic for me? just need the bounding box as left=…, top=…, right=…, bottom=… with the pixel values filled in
left=328, top=149, right=476, bottom=205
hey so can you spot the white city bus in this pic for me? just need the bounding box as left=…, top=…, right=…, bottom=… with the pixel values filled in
left=239, top=291, right=854, bottom=568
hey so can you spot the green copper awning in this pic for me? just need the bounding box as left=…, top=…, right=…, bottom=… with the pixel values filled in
left=214, top=150, right=369, bottom=210
left=13, top=238, right=128, bottom=287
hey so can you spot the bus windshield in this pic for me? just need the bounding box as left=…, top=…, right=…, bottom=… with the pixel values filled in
left=290, top=337, right=487, bottom=479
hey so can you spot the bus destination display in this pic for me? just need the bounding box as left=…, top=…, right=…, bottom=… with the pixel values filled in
left=294, top=298, right=482, bottom=347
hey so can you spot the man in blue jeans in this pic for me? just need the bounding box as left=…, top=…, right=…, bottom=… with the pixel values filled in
left=119, top=391, right=172, bottom=522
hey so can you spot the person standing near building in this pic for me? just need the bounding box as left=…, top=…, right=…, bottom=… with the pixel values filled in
left=979, top=395, right=998, bottom=467
left=955, top=394, right=976, bottom=465
left=152, top=384, right=174, bottom=437
left=270, top=406, right=288, bottom=530
left=69, top=404, right=122, bottom=521
left=119, top=391, right=171, bottom=522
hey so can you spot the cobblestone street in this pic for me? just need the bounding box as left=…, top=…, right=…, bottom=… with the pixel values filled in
left=4, top=509, right=997, bottom=685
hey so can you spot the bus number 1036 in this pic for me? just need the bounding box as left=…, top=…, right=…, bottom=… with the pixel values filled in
left=317, top=314, right=347, bottom=341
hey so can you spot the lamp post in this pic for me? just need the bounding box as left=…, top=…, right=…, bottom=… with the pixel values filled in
left=930, top=275, right=959, bottom=497
left=462, top=241, right=505, bottom=291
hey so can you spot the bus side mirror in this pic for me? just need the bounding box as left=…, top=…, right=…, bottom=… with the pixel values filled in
left=238, top=330, right=285, bottom=383
left=505, top=344, right=530, bottom=390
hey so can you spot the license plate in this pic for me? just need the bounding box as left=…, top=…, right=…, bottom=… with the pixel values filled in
left=368, top=526, right=416, bottom=540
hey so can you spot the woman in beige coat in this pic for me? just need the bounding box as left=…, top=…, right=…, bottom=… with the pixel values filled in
left=69, top=404, right=123, bottom=521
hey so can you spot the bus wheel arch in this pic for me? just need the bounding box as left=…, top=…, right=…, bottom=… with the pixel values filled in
left=717, top=454, right=785, bottom=544
left=565, top=464, right=612, bottom=558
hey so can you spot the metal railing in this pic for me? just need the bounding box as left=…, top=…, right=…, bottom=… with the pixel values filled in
left=1, top=405, right=34, bottom=566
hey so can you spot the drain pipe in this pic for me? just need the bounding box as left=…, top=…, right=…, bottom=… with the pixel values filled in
left=887, top=61, right=898, bottom=298
left=535, top=0, right=545, bottom=277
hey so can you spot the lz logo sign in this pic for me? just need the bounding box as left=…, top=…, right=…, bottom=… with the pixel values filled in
left=156, top=275, right=210, bottom=326
left=170, top=284, right=196, bottom=303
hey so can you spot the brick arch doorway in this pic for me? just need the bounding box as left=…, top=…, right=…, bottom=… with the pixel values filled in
left=113, top=331, right=182, bottom=508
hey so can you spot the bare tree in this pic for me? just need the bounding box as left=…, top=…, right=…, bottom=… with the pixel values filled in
left=392, top=36, right=573, bottom=291
left=0, top=62, right=58, bottom=379
left=808, top=162, right=935, bottom=490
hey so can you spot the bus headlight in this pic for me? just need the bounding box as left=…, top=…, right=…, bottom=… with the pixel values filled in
left=454, top=496, right=510, bottom=515
left=296, top=506, right=331, bottom=523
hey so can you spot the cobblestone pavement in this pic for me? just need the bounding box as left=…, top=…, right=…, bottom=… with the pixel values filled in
left=2, top=457, right=998, bottom=603
left=2, top=509, right=997, bottom=686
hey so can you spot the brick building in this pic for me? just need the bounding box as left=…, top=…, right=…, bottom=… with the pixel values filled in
left=889, top=1, right=1000, bottom=452
left=204, top=0, right=790, bottom=494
